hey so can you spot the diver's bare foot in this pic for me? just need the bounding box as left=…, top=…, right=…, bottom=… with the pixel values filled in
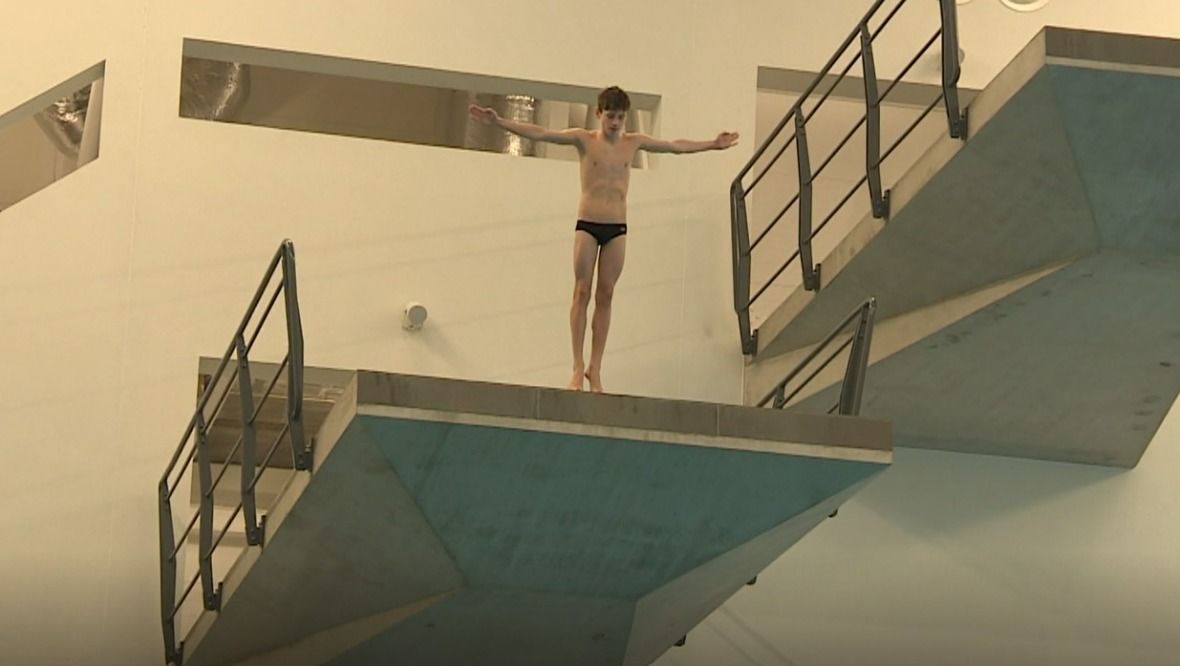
left=567, top=366, right=585, bottom=391
left=585, top=367, right=604, bottom=393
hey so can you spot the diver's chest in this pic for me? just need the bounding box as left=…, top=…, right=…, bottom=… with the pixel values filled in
left=587, top=148, right=633, bottom=175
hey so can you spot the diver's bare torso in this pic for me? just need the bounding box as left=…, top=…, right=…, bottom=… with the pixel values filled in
left=574, top=131, right=641, bottom=224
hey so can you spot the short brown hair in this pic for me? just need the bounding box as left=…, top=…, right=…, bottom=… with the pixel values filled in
left=597, top=86, right=631, bottom=113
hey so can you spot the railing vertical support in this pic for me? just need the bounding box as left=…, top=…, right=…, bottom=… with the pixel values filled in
left=773, top=384, right=787, bottom=409
left=194, top=413, right=220, bottom=611
left=796, top=114, right=819, bottom=292
left=838, top=298, right=877, bottom=415
left=939, top=0, right=967, bottom=139
left=158, top=480, right=179, bottom=664
left=234, top=336, right=262, bottom=546
left=860, top=23, right=889, bottom=219
left=280, top=243, right=310, bottom=471
left=730, top=182, right=755, bottom=354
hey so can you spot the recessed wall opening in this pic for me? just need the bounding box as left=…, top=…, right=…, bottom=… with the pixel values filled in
left=0, top=62, right=105, bottom=214
left=180, top=39, right=660, bottom=167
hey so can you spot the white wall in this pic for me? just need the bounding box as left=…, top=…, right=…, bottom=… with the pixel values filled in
left=3, top=1, right=1180, bottom=664
left=0, top=2, right=150, bottom=663
left=0, top=1, right=749, bottom=663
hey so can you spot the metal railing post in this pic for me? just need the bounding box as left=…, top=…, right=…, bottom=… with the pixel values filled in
left=796, top=114, right=819, bottom=291
left=234, top=336, right=262, bottom=546
left=758, top=298, right=876, bottom=412
left=730, top=182, right=755, bottom=354
left=838, top=298, right=877, bottom=415
left=194, top=413, right=220, bottom=611
left=860, top=23, right=889, bottom=219
left=157, top=479, right=179, bottom=664
left=939, top=0, right=967, bottom=139
left=280, top=242, right=310, bottom=471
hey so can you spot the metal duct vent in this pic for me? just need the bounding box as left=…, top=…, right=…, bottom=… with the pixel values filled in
left=179, top=58, right=251, bottom=120
left=500, top=94, right=537, bottom=156
left=33, top=85, right=90, bottom=159
left=465, top=93, right=539, bottom=156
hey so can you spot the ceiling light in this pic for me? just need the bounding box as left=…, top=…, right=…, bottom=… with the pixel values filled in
left=999, top=0, right=1050, bottom=11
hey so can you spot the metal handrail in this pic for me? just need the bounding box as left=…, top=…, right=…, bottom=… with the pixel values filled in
left=730, top=0, right=966, bottom=355
left=757, top=298, right=877, bottom=415
left=156, top=240, right=307, bottom=666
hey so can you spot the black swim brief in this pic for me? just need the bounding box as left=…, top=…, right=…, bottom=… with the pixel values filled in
left=576, top=220, right=628, bottom=246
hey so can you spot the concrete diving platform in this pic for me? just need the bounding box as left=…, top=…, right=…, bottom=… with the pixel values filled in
left=180, top=366, right=890, bottom=665
left=747, top=27, right=1180, bottom=467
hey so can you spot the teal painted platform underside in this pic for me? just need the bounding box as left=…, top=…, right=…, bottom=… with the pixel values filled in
left=364, top=416, right=881, bottom=597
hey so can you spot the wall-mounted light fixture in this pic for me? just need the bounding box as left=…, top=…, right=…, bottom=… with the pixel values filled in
left=402, top=302, right=429, bottom=331
left=999, top=0, right=1050, bottom=11
left=957, top=0, right=1051, bottom=11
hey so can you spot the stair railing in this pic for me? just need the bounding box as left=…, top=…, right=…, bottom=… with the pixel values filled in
left=731, top=0, right=965, bottom=355
left=156, top=239, right=307, bottom=665
left=757, top=297, right=876, bottom=415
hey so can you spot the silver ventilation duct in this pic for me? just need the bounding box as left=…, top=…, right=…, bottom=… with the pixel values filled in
left=500, top=94, right=537, bottom=157
left=33, top=85, right=91, bottom=159
left=179, top=58, right=251, bottom=120
left=465, top=93, right=538, bottom=156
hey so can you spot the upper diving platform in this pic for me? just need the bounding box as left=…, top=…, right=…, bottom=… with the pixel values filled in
left=747, top=27, right=1180, bottom=467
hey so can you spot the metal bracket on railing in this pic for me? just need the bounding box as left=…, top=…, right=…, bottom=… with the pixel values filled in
left=256, top=513, right=269, bottom=548
left=234, top=336, right=262, bottom=546
left=939, top=0, right=967, bottom=140
left=796, top=114, right=819, bottom=292
left=860, top=23, right=889, bottom=220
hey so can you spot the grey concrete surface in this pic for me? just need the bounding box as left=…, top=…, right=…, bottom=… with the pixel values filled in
left=789, top=252, right=1180, bottom=467
left=749, top=27, right=1180, bottom=467
left=181, top=368, right=890, bottom=665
